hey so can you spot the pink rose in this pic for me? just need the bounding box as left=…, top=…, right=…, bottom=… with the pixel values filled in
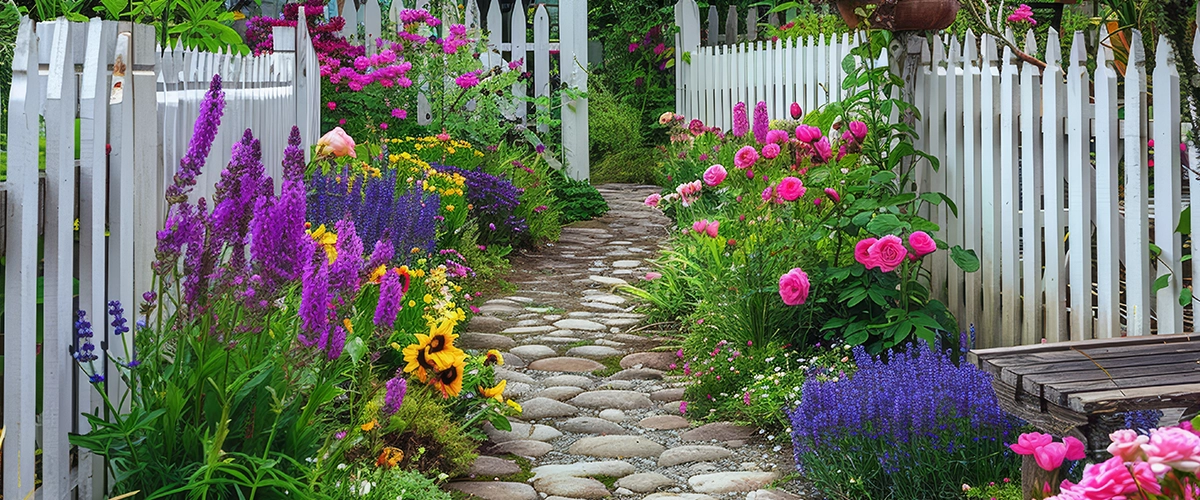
left=734, top=146, right=759, bottom=169
left=795, top=124, right=822, bottom=143
left=762, top=143, right=781, bottom=159
left=644, top=193, right=663, bottom=207
left=824, top=187, right=840, bottom=203
left=908, top=231, right=938, bottom=257
left=869, top=235, right=908, bottom=273
left=703, top=164, right=728, bottom=186
left=1107, top=429, right=1148, bottom=462
left=1071, top=456, right=1161, bottom=499
left=778, top=267, right=811, bottom=306
left=812, top=137, right=833, bottom=164
left=776, top=176, right=805, bottom=201
left=766, top=129, right=788, bottom=144
left=1033, top=442, right=1069, bottom=471
left=1063, top=436, right=1086, bottom=461
left=1143, top=426, right=1200, bottom=474
left=1010, top=432, right=1056, bottom=455
left=316, top=127, right=357, bottom=158
left=854, top=238, right=878, bottom=269
left=849, top=120, right=868, bottom=141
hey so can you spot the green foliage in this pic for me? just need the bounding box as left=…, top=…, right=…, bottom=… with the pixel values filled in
left=764, top=2, right=849, bottom=40
left=680, top=340, right=854, bottom=429
left=324, top=467, right=453, bottom=499
left=550, top=172, right=609, bottom=223
left=591, top=147, right=662, bottom=185
left=388, top=386, right=480, bottom=478
left=589, top=88, right=644, bottom=160
left=965, top=481, right=1023, bottom=500
left=587, top=0, right=676, bottom=144
left=483, top=144, right=562, bottom=245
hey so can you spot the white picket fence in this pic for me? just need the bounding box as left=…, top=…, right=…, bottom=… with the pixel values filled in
left=673, top=0, right=869, bottom=131
left=334, top=0, right=591, bottom=180
left=674, top=2, right=1200, bottom=348
left=2, top=15, right=319, bottom=497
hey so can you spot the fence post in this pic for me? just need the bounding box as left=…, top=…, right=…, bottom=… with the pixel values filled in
left=961, top=30, right=983, bottom=337
left=533, top=5, right=550, bottom=133
left=3, top=17, right=39, bottom=500
left=560, top=0, right=589, bottom=180
left=674, top=0, right=700, bottom=116
left=1124, top=31, right=1151, bottom=336
left=1153, top=33, right=1183, bottom=335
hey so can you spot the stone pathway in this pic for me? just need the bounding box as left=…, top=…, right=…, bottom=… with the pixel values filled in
left=446, top=185, right=806, bottom=500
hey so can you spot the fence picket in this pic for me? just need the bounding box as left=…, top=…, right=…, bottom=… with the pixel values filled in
left=979, top=35, right=1002, bottom=346
left=1018, top=29, right=1043, bottom=346
left=928, top=39, right=947, bottom=301
left=707, top=5, right=718, bottom=45
left=998, top=44, right=1020, bottom=347
left=1066, top=31, right=1094, bottom=340
left=534, top=5, right=550, bottom=133
left=1042, top=29, right=1067, bottom=343
left=1125, top=31, right=1151, bottom=336
left=1153, top=34, right=1184, bottom=334
left=1094, top=24, right=1120, bottom=339
left=945, top=36, right=964, bottom=324
left=960, top=31, right=982, bottom=333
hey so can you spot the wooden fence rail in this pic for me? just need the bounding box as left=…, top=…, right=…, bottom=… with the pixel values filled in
left=674, top=3, right=1200, bottom=349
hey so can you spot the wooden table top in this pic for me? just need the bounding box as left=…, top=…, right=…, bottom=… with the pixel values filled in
left=968, top=333, right=1200, bottom=415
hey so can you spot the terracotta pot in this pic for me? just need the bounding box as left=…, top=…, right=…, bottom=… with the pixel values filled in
left=836, top=0, right=960, bottom=31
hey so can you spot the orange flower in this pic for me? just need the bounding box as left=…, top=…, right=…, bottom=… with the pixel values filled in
left=360, top=419, right=377, bottom=432
left=376, top=447, right=404, bottom=468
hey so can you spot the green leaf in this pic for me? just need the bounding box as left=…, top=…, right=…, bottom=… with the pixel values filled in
left=851, top=212, right=872, bottom=227
left=940, top=193, right=959, bottom=217
left=1153, top=274, right=1171, bottom=294
left=1178, top=206, right=1191, bottom=235
left=886, top=142, right=917, bottom=170
left=866, top=214, right=903, bottom=236
left=681, top=51, right=691, bottom=64
left=1150, top=243, right=1162, bottom=258
left=844, top=327, right=869, bottom=346
left=870, top=171, right=897, bottom=184
left=910, top=218, right=939, bottom=233
left=1181, top=288, right=1193, bottom=307
left=345, top=337, right=367, bottom=363
left=951, top=246, right=981, bottom=272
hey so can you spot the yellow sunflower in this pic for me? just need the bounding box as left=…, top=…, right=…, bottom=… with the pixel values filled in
left=484, top=349, right=504, bottom=366
left=421, top=317, right=464, bottom=370
left=430, top=358, right=465, bottom=398
left=478, top=379, right=506, bottom=402
left=401, top=340, right=438, bottom=383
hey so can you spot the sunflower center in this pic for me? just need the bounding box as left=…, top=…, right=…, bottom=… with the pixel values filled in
left=429, top=335, right=446, bottom=352
left=439, top=367, right=459, bottom=384
left=416, top=348, right=436, bottom=369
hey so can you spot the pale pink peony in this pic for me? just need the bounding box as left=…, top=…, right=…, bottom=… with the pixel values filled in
left=908, top=231, right=938, bottom=257
left=644, top=193, right=663, bottom=207
left=316, top=127, right=357, bottom=158
left=1143, top=426, right=1200, bottom=474
left=734, top=146, right=759, bottom=169
left=776, top=176, right=806, bottom=201
left=762, top=143, right=781, bottom=159
left=778, top=267, right=811, bottom=306
left=855, top=238, right=878, bottom=269
left=869, top=235, right=908, bottom=273
left=1107, top=429, right=1149, bottom=462
left=703, top=164, right=728, bottom=186
left=676, top=180, right=703, bottom=207
left=1070, top=456, right=1161, bottom=499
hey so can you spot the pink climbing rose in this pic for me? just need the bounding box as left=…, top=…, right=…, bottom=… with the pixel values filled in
left=1007, top=4, right=1037, bottom=25
left=908, top=231, right=937, bottom=257
left=703, top=164, right=728, bottom=187
left=1142, top=426, right=1200, bottom=474
left=868, top=235, right=908, bottom=273
left=1107, top=429, right=1149, bottom=462
left=854, top=238, right=878, bottom=269
left=778, top=267, right=811, bottom=306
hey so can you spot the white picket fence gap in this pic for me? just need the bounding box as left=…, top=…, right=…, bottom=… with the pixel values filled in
left=675, top=2, right=1200, bottom=349
left=334, top=0, right=591, bottom=180
left=673, top=0, right=873, bottom=132
left=2, top=15, right=319, bottom=497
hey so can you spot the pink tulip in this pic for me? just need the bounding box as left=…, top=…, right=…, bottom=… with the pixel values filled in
left=1062, top=436, right=1086, bottom=461
left=705, top=220, right=719, bottom=238
left=790, top=102, right=803, bottom=119
left=795, top=124, right=822, bottom=143
left=316, top=127, right=357, bottom=158
left=1033, top=442, right=1068, bottom=471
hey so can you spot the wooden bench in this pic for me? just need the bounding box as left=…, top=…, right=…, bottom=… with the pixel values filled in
left=968, top=332, right=1200, bottom=447
left=969, top=333, right=1200, bottom=496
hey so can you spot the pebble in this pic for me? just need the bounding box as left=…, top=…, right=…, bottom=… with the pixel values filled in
left=558, top=417, right=628, bottom=435
left=519, top=398, right=580, bottom=420
left=598, top=409, right=627, bottom=422
left=569, top=390, right=654, bottom=410
left=568, top=435, right=666, bottom=458
left=614, top=472, right=674, bottom=493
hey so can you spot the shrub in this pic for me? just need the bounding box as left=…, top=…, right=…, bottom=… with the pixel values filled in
left=787, top=340, right=1020, bottom=500
left=550, top=172, right=609, bottom=223
left=589, top=88, right=644, bottom=161
left=324, top=465, right=453, bottom=499
left=591, top=146, right=662, bottom=185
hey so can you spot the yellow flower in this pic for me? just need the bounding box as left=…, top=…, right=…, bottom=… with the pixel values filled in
left=422, top=316, right=464, bottom=369
left=478, top=379, right=506, bottom=401
left=446, top=205, right=455, bottom=212
left=369, top=264, right=388, bottom=283
left=74, top=219, right=80, bottom=231
left=307, top=224, right=338, bottom=263
left=390, top=342, right=401, bottom=351
left=423, top=294, right=434, bottom=304
left=408, top=300, right=417, bottom=308
left=484, top=349, right=504, bottom=366
left=430, top=357, right=465, bottom=398
left=401, top=341, right=437, bottom=383
left=376, top=447, right=404, bottom=468
left=506, top=399, right=522, bottom=413
left=361, top=419, right=378, bottom=432
left=342, top=318, right=354, bottom=335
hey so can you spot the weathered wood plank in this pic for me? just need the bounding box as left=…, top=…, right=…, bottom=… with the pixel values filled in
left=1069, top=383, right=1200, bottom=413
left=970, top=332, right=1200, bottom=363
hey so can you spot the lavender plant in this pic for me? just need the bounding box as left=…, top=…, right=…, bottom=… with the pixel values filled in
left=787, top=340, right=1020, bottom=499
left=307, top=166, right=441, bottom=259
left=434, top=163, right=529, bottom=247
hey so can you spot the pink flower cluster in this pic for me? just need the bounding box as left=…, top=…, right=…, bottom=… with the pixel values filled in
left=795, top=124, right=834, bottom=164
left=440, top=24, right=472, bottom=54
left=1026, top=424, right=1200, bottom=500
left=855, top=231, right=937, bottom=273
left=676, top=180, right=702, bottom=207
left=1007, top=4, right=1037, bottom=25
left=321, top=48, right=414, bottom=91
left=455, top=70, right=481, bottom=89
left=838, top=120, right=869, bottom=159
left=1010, top=432, right=1087, bottom=472
left=692, top=219, right=720, bottom=238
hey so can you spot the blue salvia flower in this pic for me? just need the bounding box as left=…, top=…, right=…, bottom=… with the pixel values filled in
left=73, top=310, right=103, bottom=384
left=108, top=300, right=129, bottom=336
left=1122, top=409, right=1163, bottom=435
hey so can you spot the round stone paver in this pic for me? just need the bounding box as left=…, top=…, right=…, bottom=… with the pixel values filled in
left=614, top=472, right=675, bottom=493
left=466, top=456, right=521, bottom=478
left=569, top=390, right=654, bottom=410
left=488, top=439, right=553, bottom=458
left=650, top=387, right=686, bottom=402
left=687, top=472, right=780, bottom=494
left=530, top=460, right=636, bottom=480
left=446, top=481, right=538, bottom=500
left=568, top=435, right=666, bottom=458
left=510, top=344, right=557, bottom=361
left=565, top=345, right=624, bottom=359
left=527, top=356, right=606, bottom=373
left=657, top=445, right=734, bottom=467
left=533, top=386, right=586, bottom=401
left=607, top=368, right=664, bottom=381
left=459, top=332, right=517, bottom=350
left=484, top=422, right=563, bottom=443
left=638, top=415, right=690, bottom=430
left=519, top=397, right=580, bottom=420
left=553, top=318, right=608, bottom=331
left=679, top=422, right=757, bottom=443
left=533, top=476, right=611, bottom=499
left=541, top=374, right=596, bottom=389
left=558, top=416, right=628, bottom=435
left=620, top=352, right=677, bottom=370
left=599, top=408, right=627, bottom=422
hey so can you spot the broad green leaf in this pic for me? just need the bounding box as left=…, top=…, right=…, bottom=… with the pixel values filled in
left=910, top=218, right=939, bottom=233
left=1181, top=288, right=1193, bottom=307
left=951, top=246, right=981, bottom=272
left=870, top=171, right=897, bottom=184
left=345, top=337, right=367, bottom=363
left=1177, top=206, right=1191, bottom=234
left=866, top=213, right=902, bottom=236
left=1152, top=274, right=1171, bottom=294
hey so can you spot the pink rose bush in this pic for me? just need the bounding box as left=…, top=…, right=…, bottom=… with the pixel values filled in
left=855, top=231, right=939, bottom=273
left=703, top=164, right=728, bottom=186
left=778, top=267, right=811, bottom=305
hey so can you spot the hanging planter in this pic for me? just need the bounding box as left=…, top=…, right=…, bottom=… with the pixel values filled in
left=834, top=0, right=960, bottom=31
